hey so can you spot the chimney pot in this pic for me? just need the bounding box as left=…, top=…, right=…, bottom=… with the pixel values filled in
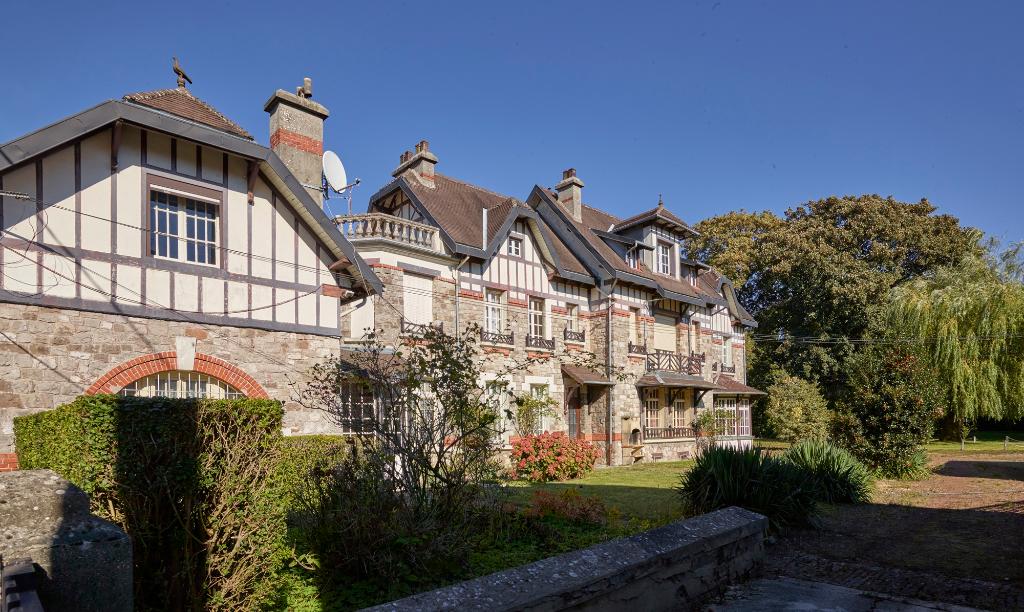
left=563, top=168, right=576, bottom=180
left=303, top=77, right=312, bottom=97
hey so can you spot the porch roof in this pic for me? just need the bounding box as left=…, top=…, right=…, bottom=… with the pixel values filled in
left=712, top=376, right=766, bottom=395
left=635, top=372, right=722, bottom=389
left=561, top=364, right=614, bottom=386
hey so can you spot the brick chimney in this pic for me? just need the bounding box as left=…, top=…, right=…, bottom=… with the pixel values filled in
left=391, top=140, right=437, bottom=188
left=264, top=78, right=329, bottom=205
left=555, top=168, right=584, bottom=223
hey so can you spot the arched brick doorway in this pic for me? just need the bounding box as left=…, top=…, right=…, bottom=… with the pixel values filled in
left=86, top=352, right=270, bottom=399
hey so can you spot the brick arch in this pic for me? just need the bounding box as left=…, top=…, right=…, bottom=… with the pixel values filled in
left=86, top=352, right=270, bottom=399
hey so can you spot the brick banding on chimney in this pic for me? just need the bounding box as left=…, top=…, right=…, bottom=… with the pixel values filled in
left=269, top=128, right=323, bottom=155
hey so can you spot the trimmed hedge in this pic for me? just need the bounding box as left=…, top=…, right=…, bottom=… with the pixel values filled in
left=14, top=395, right=287, bottom=612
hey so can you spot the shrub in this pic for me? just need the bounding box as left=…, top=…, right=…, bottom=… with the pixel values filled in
left=843, top=347, right=941, bottom=478
left=510, top=432, right=599, bottom=482
left=782, top=440, right=873, bottom=503
left=677, top=446, right=818, bottom=531
left=277, top=434, right=351, bottom=511
left=763, top=375, right=831, bottom=442
left=14, top=395, right=286, bottom=612
left=523, top=489, right=607, bottom=524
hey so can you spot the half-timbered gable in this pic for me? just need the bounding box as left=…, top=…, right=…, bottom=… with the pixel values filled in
left=0, top=77, right=381, bottom=466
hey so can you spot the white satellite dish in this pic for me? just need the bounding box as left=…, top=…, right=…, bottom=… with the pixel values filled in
left=322, top=150, right=348, bottom=193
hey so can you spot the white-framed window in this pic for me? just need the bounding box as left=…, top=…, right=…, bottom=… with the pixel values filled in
left=507, top=236, right=523, bottom=257
left=529, top=297, right=546, bottom=338
left=737, top=398, right=751, bottom=436
left=629, top=307, right=640, bottom=345
left=719, top=336, right=733, bottom=367
left=149, top=189, right=219, bottom=266
left=566, top=304, right=580, bottom=332
left=484, top=289, right=504, bottom=332
left=656, top=241, right=671, bottom=275
left=530, top=383, right=549, bottom=434
left=625, top=248, right=638, bottom=269
left=335, top=381, right=375, bottom=434
left=644, top=389, right=661, bottom=429
left=672, top=398, right=688, bottom=428
left=486, top=380, right=511, bottom=443
left=120, top=371, right=242, bottom=399
left=403, top=273, right=434, bottom=326
left=714, top=397, right=737, bottom=436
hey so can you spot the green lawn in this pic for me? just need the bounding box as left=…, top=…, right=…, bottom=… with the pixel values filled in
left=923, top=430, right=1024, bottom=453
left=509, top=460, right=692, bottom=524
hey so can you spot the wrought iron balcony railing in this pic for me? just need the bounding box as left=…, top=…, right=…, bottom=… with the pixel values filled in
left=563, top=327, right=585, bottom=343
left=646, top=349, right=703, bottom=375
left=480, top=329, right=514, bottom=345
left=526, top=335, right=555, bottom=350
left=643, top=426, right=695, bottom=440
left=400, top=318, right=443, bottom=336
left=714, top=362, right=737, bottom=374
left=628, top=341, right=648, bottom=355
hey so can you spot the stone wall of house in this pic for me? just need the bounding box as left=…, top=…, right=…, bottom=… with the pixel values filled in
left=0, top=302, right=349, bottom=457
left=367, top=506, right=767, bottom=612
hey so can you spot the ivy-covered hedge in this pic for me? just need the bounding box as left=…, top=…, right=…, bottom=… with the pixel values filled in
left=14, top=395, right=288, bottom=612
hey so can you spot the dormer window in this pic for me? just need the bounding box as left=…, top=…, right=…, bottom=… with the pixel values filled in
left=625, top=248, right=638, bottom=269
left=656, top=242, right=672, bottom=275
left=507, top=236, right=523, bottom=257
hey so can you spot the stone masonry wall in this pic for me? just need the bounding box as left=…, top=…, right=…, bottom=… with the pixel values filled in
left=0, top=302, right=348, bottom=456
left=368, top=506, right=768, bottom=612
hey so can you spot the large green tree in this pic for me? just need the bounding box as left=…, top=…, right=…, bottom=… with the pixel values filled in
left=688, top=195, right=981, bottom=399
left=886, top=248, right=1024, bottom=441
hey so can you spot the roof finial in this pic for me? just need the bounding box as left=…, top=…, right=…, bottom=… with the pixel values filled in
left=172, top=57, right=192, bottom=89
left=658, top=193, right=664, bottom=208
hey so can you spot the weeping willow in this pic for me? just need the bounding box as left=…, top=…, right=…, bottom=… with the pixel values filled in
left=886, top=252, right=1024, bottom=440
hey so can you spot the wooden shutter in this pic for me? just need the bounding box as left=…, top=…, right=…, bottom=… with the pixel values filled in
left=653, top=314, right=676, bottom=352
left=403, top=273, right=433, bottom=324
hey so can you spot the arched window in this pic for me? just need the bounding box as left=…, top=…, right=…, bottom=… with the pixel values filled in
left=120, top=371, right=243, bottom=399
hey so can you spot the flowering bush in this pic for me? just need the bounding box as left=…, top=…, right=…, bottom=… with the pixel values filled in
left=510, top=432, right=598, bottom=482
left=523, top=489, right=606, bottom=524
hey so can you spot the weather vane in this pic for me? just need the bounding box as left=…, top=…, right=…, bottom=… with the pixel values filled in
left=172, top=57, right=192, bottom=88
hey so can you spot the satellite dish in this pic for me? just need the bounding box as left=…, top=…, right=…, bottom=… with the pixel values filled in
left=322, top=150, right=348, bottom=193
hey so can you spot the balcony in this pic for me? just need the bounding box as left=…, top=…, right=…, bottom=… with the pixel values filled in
left=643, top=426, right=695, bottom=440
left=335, top=213, right=442, bottom=253
left=646, top=349, right=703, bottom=375
left=714, top=362, right=737, bottom=375
left=481, top=329, right=514, bottom=345
left=400, top=318, right=443, bottom=336
left=526, top=335, right=555, bottom=351
left=628, top=341, right=648, bottom=355
left=563, top=327, right=585, bottom=343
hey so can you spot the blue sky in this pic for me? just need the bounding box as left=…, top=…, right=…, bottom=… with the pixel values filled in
left=3, top=1, right=1022, bottom=241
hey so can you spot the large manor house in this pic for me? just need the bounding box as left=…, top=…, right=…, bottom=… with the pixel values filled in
left=0, top=73, right=762, bottom=470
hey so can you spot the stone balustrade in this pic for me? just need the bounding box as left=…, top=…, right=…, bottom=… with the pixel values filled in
left=335, top=213, right=441, bottom=252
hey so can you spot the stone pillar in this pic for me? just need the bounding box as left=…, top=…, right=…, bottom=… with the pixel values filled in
left=264, top=79, right=329, bottom=205
left=0, top=469, right=132, bottom=611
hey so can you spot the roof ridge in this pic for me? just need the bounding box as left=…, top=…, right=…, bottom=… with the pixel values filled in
left=434, top=173, right=516, bottom=203
left=122, top=87, right=253, bottom=140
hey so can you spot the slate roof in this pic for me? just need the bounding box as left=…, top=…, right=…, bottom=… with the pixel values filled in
left=635, top=372, right=721, bottom=389
left=123, top=87, right=254, bottom=140
left=612, top=203, right=696, bottom=235
left=402, top=175, right=589, bottom=275
left=561, top=364, right=614, bottom=386
left=712, top=375, right=766, bottom=395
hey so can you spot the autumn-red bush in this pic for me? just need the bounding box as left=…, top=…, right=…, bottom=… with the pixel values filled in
left=510, top=432, right=598, bottom=482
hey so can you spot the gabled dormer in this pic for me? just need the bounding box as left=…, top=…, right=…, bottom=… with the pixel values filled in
left=609, top=196, right=698, bottom=282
